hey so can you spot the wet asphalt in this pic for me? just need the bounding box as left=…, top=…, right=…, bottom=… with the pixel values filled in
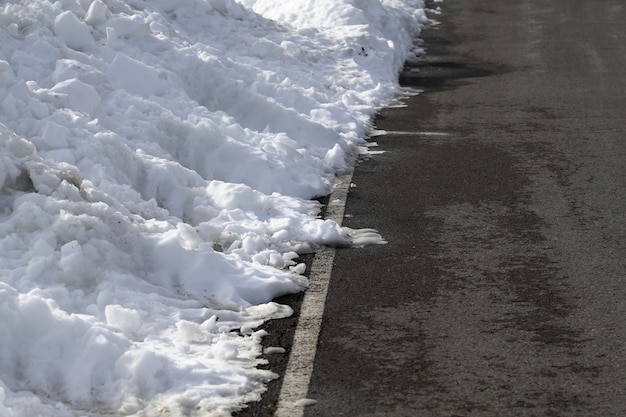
left=302, top=0, right=626, bottom=416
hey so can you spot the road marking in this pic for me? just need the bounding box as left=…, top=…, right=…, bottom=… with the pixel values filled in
left=274, top=164, right=354, bottom=417
left=370, top=129, right=452, bottom=137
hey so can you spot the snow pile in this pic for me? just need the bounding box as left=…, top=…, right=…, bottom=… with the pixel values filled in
left=0, top=0, right=426, bottom=415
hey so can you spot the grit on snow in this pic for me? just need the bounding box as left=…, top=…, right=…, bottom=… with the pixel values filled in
left=0, top=0, right=428, bottom=415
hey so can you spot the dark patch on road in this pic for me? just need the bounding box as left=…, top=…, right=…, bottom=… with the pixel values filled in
left=400, top=61, right=495, bottom=89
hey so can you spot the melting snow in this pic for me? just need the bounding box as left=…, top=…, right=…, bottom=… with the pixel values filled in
left=0, top=0, right=427, bottom=415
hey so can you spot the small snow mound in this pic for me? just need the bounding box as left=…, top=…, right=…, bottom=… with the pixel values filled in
left=212, top=340, right=239, bottom=360
left=105, top=305, right=143, bottom=338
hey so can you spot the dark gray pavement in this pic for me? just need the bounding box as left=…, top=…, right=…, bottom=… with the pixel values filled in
left=304, top=0, right=626, bottom=416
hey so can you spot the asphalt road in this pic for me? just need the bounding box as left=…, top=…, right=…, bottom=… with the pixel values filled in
left=303, top=0, right=626, bottom=416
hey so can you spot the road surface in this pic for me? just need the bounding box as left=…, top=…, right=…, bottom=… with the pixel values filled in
left=303, top=0, right=626, bottom=416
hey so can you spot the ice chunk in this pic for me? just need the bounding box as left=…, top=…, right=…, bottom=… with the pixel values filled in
left=107, top=53, right=165, bottom=97
left=107, top=16, right=149, bottom=38
left=51, top=59, right=107, bottom=86
left=0, top=60, right=10, bottom=82
left=40, top=121, right=70, bottom=148
left=51, top=78, right=101, bottom=115
left=54, top=11, right=95, bottom=51
left=85, top=0, right=109, bottom=26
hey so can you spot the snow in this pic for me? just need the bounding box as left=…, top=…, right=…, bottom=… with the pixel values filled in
left=0, top=0, right=427, bottom=415
left=54, top=10, right=96, bottom=51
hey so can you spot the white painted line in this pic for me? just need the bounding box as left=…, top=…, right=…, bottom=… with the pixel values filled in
left=370, top=129, right=452, bottom=137
left=274, top=164, right=354, bottom=417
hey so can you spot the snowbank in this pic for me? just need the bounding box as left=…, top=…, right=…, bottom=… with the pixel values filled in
left=0, top=0, right=427, bottom=415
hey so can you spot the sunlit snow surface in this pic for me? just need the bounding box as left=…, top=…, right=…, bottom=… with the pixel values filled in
left=0, top=0, right=427, bottom=415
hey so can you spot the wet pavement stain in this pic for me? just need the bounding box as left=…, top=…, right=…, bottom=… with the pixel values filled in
left=399, top=60, right=496, bottom=89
